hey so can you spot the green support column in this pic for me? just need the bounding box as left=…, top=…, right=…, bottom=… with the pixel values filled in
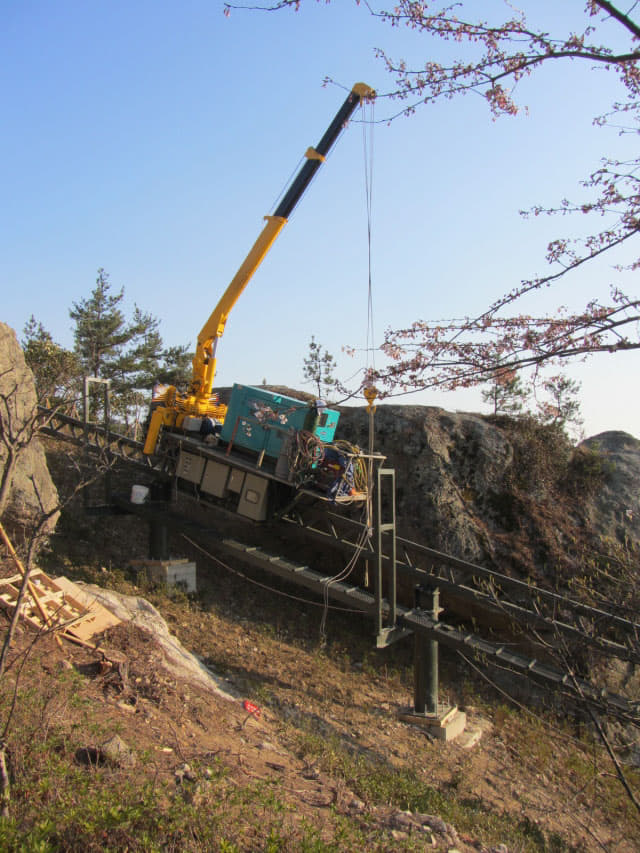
left=414, top=631, right=427, bottom=714
left=149, top=516, right=169, bottom=560
left=413, top=586, right=440, bottom=716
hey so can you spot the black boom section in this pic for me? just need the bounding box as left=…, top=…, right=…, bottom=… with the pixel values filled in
left=273, top=88, right=367, bottom=220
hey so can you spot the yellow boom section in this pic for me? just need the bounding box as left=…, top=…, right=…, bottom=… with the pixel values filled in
left=142, top=214, right=287, bottom=455
left=188, top=213, right=286, bottom=409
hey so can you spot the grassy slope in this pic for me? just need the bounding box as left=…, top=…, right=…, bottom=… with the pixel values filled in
left=2, top=538, right=639, bottom=852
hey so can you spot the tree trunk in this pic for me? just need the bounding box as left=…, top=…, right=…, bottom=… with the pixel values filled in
left=0, top=742, right=10, bottom=818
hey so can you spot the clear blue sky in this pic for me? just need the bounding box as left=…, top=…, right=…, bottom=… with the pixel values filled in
left=2, top=1, right=638, bottom=439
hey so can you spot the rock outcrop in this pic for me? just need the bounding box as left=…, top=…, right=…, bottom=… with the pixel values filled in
left=338, top=404, right=639, bottom=581
left=578, top=430, right=640, bottom=546
left=74, top=583, right=237, bottom=700
left=0, top=322, right=59, bottom=544
left=339, top=406, right=507, bottom=563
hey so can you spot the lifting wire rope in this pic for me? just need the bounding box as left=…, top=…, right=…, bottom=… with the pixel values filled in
left=319, top=94, right=378, bottom=645
left=362, top=92, right=377, bottom=589
left=362, top=90, right=376, bottom=387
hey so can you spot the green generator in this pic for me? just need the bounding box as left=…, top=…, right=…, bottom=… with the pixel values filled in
left=219, top=384, right=339, bottom=459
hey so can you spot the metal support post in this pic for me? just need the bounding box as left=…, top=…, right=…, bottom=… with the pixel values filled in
left=103, top=381, right=112, bottom=503
left=149, top=516, right=169, bottom=560
left=413, top=585, right=441, bottom=716
left=82, top=376, right=90, bottom=448
left=414, top=631, right=427, bottom=715
left=374, top=468, right=397, bottom=642
left=82, top=376, right=112, bottom=506
left=427, top=588, right=440, bottom=715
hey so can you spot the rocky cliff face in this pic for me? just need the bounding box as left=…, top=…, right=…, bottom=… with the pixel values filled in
left=338, top=404, right=639, bottom=583
left=579, top=431, right=640, bottom=546
left=0, top=322, right=59, bottom=544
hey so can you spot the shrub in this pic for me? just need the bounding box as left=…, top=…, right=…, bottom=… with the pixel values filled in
left=564, top=442, right=613, bottom=497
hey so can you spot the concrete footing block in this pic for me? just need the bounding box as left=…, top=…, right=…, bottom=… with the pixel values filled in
left=131, top=558, right=197, bottom=593
left=399, top=705, right=467, bottom=742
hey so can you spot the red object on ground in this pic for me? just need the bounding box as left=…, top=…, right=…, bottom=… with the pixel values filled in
left=243, top=700, right=261, bottom=718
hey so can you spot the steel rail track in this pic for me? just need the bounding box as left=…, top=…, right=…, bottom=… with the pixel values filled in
left=281, top=509, right=640, bottom=664
left=112, top=494, right=640, bottom=726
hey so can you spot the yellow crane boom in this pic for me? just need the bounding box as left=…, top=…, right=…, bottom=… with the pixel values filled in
left=144, top=82, right=374, bottom=455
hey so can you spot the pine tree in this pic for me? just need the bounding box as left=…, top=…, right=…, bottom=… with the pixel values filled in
left=481, top=369, right=529, bottom=416
left=155, top=344, right=193, bottom=389
left=302, top=336, right=336, bottom=399
left=69, top=269, right=165, bottom=425
left=70, top=269, right=130, bottom=380
left=537, top=374, right=583, bottom=433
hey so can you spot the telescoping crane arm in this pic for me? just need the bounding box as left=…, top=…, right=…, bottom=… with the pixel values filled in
left=188, top=81, right=374, bottom=413
left=143, top=82, right=374, bottom=455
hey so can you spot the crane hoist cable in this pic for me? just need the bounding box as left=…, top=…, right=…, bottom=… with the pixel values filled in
left=362, top=92, right=376, bottom=379
left=360, top=94, right=377, bottom=541
left=319, top=98, right=379, bottom=644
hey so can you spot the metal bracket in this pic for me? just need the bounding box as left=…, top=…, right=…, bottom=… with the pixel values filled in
left=376, top=625, right=412, bottom=649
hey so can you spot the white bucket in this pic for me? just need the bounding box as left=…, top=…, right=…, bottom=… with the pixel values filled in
left=130, top=485, right=149, bottom=504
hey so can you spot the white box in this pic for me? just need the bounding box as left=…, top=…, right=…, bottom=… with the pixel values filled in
left=145, top=559, right=197, bottom=593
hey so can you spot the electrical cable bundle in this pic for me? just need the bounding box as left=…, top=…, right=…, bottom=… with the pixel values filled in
left=287, top=433, right=370, bottom=504
left=330, top=439, right=369, bottom=498
left=287, top=429, right=325, bottom=486
left=319, top=505, right=372, bottom=644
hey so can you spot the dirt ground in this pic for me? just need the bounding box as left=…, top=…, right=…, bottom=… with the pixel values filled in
left=156, top=557, right=640, bottom=852
left=1, top=544, right=639, bottom=851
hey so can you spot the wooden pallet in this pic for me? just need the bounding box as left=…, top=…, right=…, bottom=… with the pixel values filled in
left=54, top=576, right=121, bottom=641
left=0, top=570, right=120, bottom=642
left=0, top=519, right=119, bottom=643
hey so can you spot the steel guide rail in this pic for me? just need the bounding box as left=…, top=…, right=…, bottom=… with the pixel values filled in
left=220, top=540, right=639, bottom=724
left=413, top=573, right=640, bottom=665
left=115, top=498, right=640, bottom=725
left=281, top=509, right=640, bottom=663
left=38, top=407, right=165, bottom=473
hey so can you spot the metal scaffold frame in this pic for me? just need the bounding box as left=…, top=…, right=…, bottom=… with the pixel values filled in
left=37, top=401, right=640, bottom=726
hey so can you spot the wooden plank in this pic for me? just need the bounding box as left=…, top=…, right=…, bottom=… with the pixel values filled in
left=0, top=524, right=53, bottom=626
left=53, top=577, right=121, bottom=640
